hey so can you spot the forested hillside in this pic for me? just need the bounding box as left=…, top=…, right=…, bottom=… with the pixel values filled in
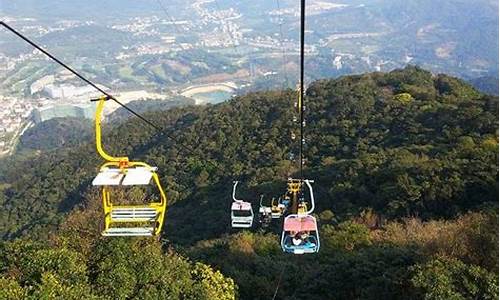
left=18, top=117, right=92, bottom=152
left=0, top=67, right=498, bottom=299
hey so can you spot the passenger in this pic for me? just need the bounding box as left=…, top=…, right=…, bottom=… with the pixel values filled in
left=292, top=231, right=306, bottom=246
left=303, top=235, right=316, bottom=249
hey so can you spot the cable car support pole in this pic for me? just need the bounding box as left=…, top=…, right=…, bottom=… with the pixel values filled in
left=299, top=0, right=306, bottom=181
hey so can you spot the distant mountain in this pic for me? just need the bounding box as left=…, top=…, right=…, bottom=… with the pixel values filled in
left=469, top=76, right=499, bottom=96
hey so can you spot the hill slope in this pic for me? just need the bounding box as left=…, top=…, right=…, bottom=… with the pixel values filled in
left=0, top=66, right=497, bottom=241
left=0, top=66, right=497, bottom=299
left=18, top=117, right=93, bottom=152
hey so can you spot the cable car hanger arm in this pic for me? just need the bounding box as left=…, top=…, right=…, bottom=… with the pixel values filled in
left=303, top=179, right=315, bottom=215
left=232, top=181, right=244, bottom=203
left=91, top=96, right=129, bottom=163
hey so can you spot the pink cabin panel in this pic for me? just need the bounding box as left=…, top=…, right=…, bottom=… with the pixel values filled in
left=232, top=201, right=252, bottom=211
left=284, top=216, right=317, bottom=232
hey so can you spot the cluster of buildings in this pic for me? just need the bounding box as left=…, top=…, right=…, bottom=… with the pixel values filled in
left=268, top=0, right=348, bottom=17
left=0, top=96, right=32, bottom=134
left=0, top=66, right=105, bottom=154
left=0, top=96, right=33, bottom=154
left=193, top=2, right=243, bottom=48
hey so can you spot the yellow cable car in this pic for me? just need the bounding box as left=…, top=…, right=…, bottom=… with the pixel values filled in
left=91, top=96, right=167, bottom=236
left=271, top=197, right=286, bottom=219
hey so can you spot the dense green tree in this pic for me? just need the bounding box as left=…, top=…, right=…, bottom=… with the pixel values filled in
left=411, top=257, right=498, bottom=300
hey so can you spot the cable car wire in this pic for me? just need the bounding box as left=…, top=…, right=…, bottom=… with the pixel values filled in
left=299, top=0, right=306, bottom=180
left=271, top=263, right=286, bottom=300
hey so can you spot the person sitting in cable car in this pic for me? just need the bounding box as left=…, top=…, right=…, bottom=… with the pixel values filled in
left=282, top=196, right=291, bottom=207
left=292, top=232, right=302, bottom=246
left=303, top=235, right=317, bottom=249
left=291, top=231, right=317, bottom=249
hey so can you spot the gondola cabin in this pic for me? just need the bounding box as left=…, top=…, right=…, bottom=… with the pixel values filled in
left=259, top=206, right=272, bottom=227
left=281, top=214, right=320, bottom=254
left=231, top=181, right=254, bottom=228
left=231, top=201, right=254, bottom=228
left=271, top=198, right=286, bottom=219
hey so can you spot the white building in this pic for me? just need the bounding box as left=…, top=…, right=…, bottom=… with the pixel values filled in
left=43, top=84, right=96, bottom=99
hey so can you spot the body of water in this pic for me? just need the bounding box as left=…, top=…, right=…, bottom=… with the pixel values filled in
left=191, top=90, right=233, bottom=104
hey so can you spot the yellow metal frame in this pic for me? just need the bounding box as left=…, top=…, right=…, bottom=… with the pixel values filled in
left=95, top=96, right=168, bottom=236
left=287, top=178, right=302, bottom=194
left=297, top=88, right=302, bottom=113
left=286, top=178, right=308, bottom=215
left=271, top=198, right=282, bottom=214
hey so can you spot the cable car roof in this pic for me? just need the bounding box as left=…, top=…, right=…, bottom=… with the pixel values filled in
left=92, top=167, right=154, bottom=186
left=232, top=201, right=252, bottom=211
left=283, top=215, right=317, bottom=232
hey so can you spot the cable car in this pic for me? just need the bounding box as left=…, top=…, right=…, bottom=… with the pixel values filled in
left=91, top=96, right=167, bottom=236
left=280, top=179, right=320, bottom=254
left=281, top=214, right=320, bottom=254
left=231, top=181, right=254, bottom=228
left=271, top=197, right=287, bottom=219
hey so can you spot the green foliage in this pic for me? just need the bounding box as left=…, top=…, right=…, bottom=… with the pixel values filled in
left=1, top=67, right=497, bottom=241
left=0, top=239, right=236, bottom=299
left=435, top=75, right=482, bottom=100
left=108, top=97, right=196, bottom=123
left=0, top=240, right=97, bottom=299
left=377, top=211, right=499, bottom=273
left=18, top=117, right=92, bottom=152
left=394, top=92, right=414, bottom=104
left=185, top=211, right=498, bottom=300
left=190, top=263, right=236, bottom=300
left=411, top=257, right=498, bottom=300
left=322, top=221, right=372, bottom=252
left=0, top=277, right=26, bottom=300
left=318, top=209, right=335, bottom=223
left=31, top=273, right=98, bottom=300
